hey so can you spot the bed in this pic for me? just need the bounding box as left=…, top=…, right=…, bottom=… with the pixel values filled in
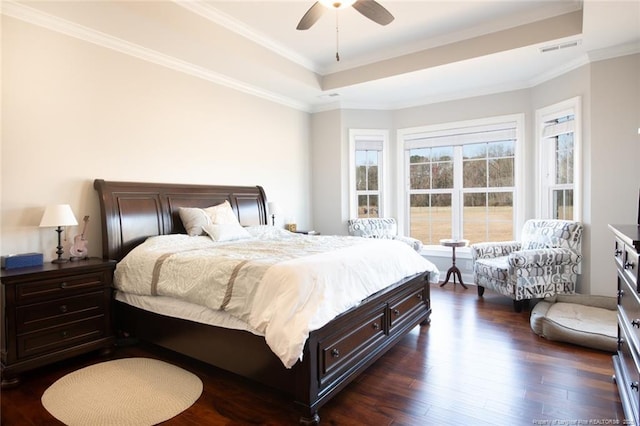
left=94, top=179, right=436, bottom=424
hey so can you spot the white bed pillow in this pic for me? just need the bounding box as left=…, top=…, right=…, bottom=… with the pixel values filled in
left=203, top=222, right=251, bottom=242
left=179, top=201, right=239, bottom=236
left=178, top=206, right=212, bottom=236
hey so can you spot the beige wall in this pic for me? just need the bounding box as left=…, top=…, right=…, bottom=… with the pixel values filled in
left=1, top=17, right=311, bottom=261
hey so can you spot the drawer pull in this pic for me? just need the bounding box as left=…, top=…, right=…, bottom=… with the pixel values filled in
left=618, top=289, right=625, bottom=298
left=60, top=282, right=68, bottom=289
left=372, top=323, right=379, bottom=330
left=60, top=331, right=68, bottom=339
left=331, top=348, right=340, bottom=358
left=619, top=337, right=625, bottom=348
left=625, top=261, right=635, bottom=270
left=615, top=249, right=623, bottom=257
left=632, top=319, right=640, bottom=329
left=59, top=305, right=68, bottom=313
left=416, top=293, right=423, bottom=300
left=631, top=382, right=639, bottom=392
left=393, top=309, right=400, bottom=316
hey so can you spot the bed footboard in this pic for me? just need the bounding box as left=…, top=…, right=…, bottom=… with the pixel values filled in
left=293, top=270, right=430, bottom=424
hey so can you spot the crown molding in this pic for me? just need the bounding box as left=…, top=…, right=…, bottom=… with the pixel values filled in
left=174, top=1, right=318, bottom=73
left=1, top=1, right=311, bottom=112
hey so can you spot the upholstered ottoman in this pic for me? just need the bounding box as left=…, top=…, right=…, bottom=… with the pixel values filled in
left=530, top=294, right=617, bottom=352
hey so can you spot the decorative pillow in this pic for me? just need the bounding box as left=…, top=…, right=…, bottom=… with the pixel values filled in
left=179, top=201, right=239, bottom=236
left=203, top=222, right=251, bottom=242
left=206, top=200, right=238, bottom=225
left=178, top=206, right=213, bottom=236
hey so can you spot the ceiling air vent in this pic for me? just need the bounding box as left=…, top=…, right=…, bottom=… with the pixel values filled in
left=539, top=40, right=581, bottom=53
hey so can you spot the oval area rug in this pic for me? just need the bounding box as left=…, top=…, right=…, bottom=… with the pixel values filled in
left=41, top=357, right=203, bottom=425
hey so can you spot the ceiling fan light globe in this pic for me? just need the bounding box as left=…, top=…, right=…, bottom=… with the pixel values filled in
left=319, top=0, right=357, bottom=10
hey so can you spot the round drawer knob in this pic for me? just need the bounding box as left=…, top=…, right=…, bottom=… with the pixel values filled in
left=331, top=348, right=340, bottom=358
left=625, top=261, right=635, bottom=270
left=393, top=309, right=400, bottom=316
left=372, top=323, right=379, bottom=330
left=60, top=282, right=68, bottom=289
left=59, top=305, right=68, bottom=313
left=632, top=319, right=640, bottom=329
left=615, top=249, right=622, bottom=257
left=60, top=331, right=68, bottom=338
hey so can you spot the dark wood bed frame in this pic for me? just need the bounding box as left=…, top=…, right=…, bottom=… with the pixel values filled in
left=94, top=179, right=432, bottom=424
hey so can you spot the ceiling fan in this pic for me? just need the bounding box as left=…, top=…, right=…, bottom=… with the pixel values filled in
left=296, top=0, right=394, bottom=31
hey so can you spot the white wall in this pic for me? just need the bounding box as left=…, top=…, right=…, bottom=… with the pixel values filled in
left=1, top=17, right=311, bottom=261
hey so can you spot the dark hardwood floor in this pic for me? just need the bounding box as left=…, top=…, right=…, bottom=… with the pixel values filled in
left=1, top=284, right=625, bottom=425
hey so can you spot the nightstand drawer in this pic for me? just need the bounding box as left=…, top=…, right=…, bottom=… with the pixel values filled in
left=16, top=290, right=106, bottom=333
left=15, top=272, right=106, bottom=303
left=17, top=316, right=106, bottom=359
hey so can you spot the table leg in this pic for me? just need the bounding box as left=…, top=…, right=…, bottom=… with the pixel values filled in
left=439, top=246, right=468, bottom=289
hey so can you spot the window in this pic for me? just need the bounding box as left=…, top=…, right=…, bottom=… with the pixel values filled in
left=349, top=129, right=389, bottom=218
left=398, top=115, right=524, bottom=245
left=536, top=97, right=581, bottom=221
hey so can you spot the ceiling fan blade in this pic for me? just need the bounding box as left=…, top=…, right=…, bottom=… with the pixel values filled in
left=296, top=2, right=325, bottom=30
left=352, top=0, right=394, bottom=26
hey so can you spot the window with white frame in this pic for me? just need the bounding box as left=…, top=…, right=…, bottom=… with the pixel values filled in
left=398, top=115, right=524, bottom=245
left=349, top=129, right=388, bottom=218
left=536, top=97, right=581, bottom=221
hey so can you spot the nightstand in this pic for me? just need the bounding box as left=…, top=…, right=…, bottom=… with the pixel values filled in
left=1, top=258, right=116, bottom=387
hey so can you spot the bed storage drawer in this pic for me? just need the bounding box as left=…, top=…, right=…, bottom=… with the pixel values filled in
left=389, top=285, right=428, bottom=330
left=318, top=302, right=386, bottom=386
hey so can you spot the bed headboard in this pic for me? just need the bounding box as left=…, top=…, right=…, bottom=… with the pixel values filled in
left=94, top=179, right=268, bottom=261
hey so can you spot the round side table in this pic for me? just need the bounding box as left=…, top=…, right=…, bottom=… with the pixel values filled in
left=439, top=239, right=469, bottom=289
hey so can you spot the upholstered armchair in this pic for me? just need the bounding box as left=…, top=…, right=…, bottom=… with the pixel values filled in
left=347, top=218, right=423, bottom=252
left=471, top=219, right=583, bottom=312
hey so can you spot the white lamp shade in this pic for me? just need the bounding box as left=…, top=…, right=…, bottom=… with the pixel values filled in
left=39, top=204, right=78, bottom=227
left=268, top=202, right=282, bottom=215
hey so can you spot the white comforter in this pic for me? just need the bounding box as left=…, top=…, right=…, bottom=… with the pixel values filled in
left=114, top=226, right=439, bottom=368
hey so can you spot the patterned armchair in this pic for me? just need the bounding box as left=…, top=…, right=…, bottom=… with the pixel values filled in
left=347, top=218, right=423, bottom=252
left=471, top=219, right=583, bottom=312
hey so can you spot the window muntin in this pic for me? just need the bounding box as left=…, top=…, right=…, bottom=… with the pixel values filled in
left=537, top=98, right=581, bottom=221
left=355, top=149, right=380, bottom=217
left=401, top=116, right=522, bottom=246
left=349, top=129, right=388, bottom=220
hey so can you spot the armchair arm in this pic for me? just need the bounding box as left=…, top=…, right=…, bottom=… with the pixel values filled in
left=471, top=241, right=521, bottom=260
left=508, top=247, right=581, bottom=268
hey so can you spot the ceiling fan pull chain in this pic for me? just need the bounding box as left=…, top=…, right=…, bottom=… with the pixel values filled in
left=335, top=10, right=340, bottom=61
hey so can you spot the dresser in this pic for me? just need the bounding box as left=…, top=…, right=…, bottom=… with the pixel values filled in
left=1, top=258, right=116, bottom=387
left=610, top=224, right=640, bottom=423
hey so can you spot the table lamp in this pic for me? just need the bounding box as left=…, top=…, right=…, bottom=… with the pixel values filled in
left=268, top=202, right=281, bottom=226
left=39, top=204, right=78, bottom=264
